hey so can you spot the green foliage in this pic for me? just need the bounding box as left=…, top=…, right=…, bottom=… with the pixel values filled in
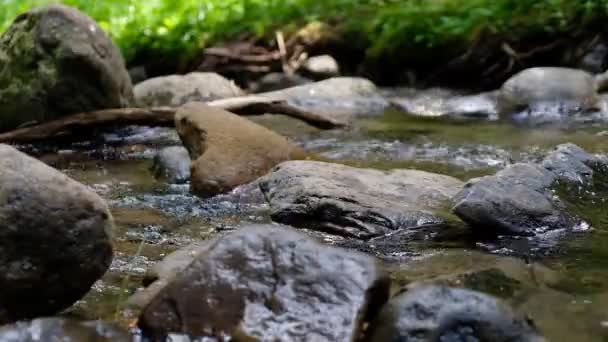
left=1, top=0, right=608, bottom=64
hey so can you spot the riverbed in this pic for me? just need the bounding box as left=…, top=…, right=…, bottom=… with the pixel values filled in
left=20, top=101, right=608, bottom=341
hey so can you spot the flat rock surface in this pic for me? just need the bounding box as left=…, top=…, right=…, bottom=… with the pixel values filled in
left=260, top=160, right=464, bottom=239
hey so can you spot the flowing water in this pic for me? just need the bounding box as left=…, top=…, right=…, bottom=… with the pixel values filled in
left=18, top=101, right=608, bottom=341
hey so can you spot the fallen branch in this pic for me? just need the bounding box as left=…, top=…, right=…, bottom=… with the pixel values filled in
left=208, top=96, right=344, bottom=128
left=0, top=98, right=342, bottom=144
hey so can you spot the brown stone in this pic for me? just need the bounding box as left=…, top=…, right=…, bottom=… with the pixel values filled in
left=175, top=102, right=306, bottom=198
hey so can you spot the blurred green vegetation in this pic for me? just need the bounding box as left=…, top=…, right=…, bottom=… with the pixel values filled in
left=1, top=0, right=607, bottom=65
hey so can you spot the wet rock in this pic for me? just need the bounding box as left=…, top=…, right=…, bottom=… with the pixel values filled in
left=0, top=4, right=133, bottom=132
left=263, top=76, right=378, bottom=99
left=175, top=102, right=305, bottom=198
left=368, top=286, right=544, bottom=342
left=250, top=72, right=312, bottom=92
left=258, top=77, right=390, bottom=123
left=452, top=163, right=567, bottom=236
left=302, top=54, right=340, bottom=79
left=497, top=67, right=600, bottom=123
left=392, top=90, right=498, bottom=119
left=0, top=317, right=131, bottom=342
left=150, top=146, right=190, bottom=184
left=453, top=143, right=605, bottom=236
left=127, top=240, right=214, bottom=311
left=138, top=224, right=390, bottom=341
left=134, top=72, right=245, bottom=107
left=259, top=160, right=463, bottom=239
left=0, top=144, right=113, bottom=324
left=541, top=143, right=598, bottom=183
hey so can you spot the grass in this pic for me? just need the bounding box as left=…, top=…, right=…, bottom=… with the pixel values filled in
left=1, top=0, right=608, bottom=66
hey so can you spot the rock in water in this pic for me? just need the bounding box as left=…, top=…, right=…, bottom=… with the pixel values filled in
left=138, top=224, right=390, bottom=341
left=175, top=102, right=306, bottom=198
left=258, top=77, right=390, bottom=124
left=369, top=286, right=544, bottom=342
left=250, top=72, right=312, bottom=93
left=497, top=67, right=599, bottom=124
left=150, top=146, right=191, bottom=184
left=127, top=240, right=214, bottom=311
left=0, top=5, right=133, bottom=132
left=453, top=143, right=605, bottom=236
left=0, top=144, right=113, bottom=324
left=0, top=317, right=131, bottom=342
left=134, top=72, right=245, bottom=107
left=259, top=161, right=464, bottom=239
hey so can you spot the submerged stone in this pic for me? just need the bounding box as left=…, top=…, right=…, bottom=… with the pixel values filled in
left=368, top=286, right=544, bottom=342
left=453, top=143, right=606, bottom=236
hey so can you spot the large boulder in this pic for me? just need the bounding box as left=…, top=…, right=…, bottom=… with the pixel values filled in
left=138, top=224, right=390, bottom=341
left=0, top=144, right=113, bottom=324
left=0, top=5, right=133, bottom=132
left=0, top=318, right=131, bottom=342
left=175, top=102, right=306, bottom=198
left=497, top=67, right=600, bottom=123
left=452, top=143, right=604, bottom=236
left=259, top=161, right=464, bottom=239
left=134, top=72, right=245, bottom=107
left=369, top=286, right=544, bottom=342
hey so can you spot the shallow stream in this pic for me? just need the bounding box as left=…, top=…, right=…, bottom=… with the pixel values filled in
left=19, top=100, right=608, bottom=341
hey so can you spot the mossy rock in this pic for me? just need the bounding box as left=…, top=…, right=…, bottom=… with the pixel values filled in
left=0, top=4, right=133, bottom=132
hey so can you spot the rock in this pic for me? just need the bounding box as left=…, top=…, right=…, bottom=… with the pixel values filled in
left=175, top=102, right=305, bottom=198
left=497, top=67, right=600, bottom=123
left=257, top=77, right=390, bottom=123
left=138, top=224, right=390, bottom=341
left=259, top=160, right=464, bottom=239
left=368, top=286, right=544, bottom=342
left=0, top=144, right=113, bottom=324
left=541, top=143, right=598, bottom=183
left=302, top=55, right=340, bottom=79
left=134, top=72, right=244, bottom=107
left=250, top=72, right=312, bottom=93
left=0, top=317, right=131, bottom=342
left=127, top=240, right=214, bottom=311
left=0, top=4, right=133, bottom=132
left=262, top=76, right=378, bottom=99
left=453, top=143, right=605, bottom=236
left=150, top=146, right=191, bottom=184
left=452, top=163, right=565, bottom=236
left=392, top=89, right=498, bottom=119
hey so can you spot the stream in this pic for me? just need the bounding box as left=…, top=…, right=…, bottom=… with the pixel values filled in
left=17, top=92, right=608, bottom=342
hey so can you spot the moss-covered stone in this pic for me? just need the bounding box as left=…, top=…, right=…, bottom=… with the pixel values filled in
left=0, top=4, right=133, bottom=132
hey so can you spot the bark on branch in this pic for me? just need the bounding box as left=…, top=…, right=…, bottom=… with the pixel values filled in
left=0, top=98, right=342, bottom=144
